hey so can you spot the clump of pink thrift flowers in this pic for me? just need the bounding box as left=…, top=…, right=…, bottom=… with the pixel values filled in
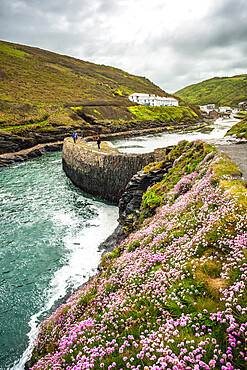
left=29, top=141, right=247, bottom=370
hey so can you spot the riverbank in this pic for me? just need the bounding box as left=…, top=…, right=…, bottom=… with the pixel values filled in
left=0, top=120, right=210, bottom=167
left=0, top=141, right=63, bottom=167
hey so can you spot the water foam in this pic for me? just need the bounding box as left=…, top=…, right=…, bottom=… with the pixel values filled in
left=13, top=202, right=118, bottom=369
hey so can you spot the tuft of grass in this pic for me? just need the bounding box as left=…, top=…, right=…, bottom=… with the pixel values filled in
left=0, top=41, right=27, bottom=58
left=225, top=115, right=247, bottom=140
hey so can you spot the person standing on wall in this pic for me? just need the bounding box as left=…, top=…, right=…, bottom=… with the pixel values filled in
left=97, top=136, right=101, bottom=149
left=72, top=132, right=76, bottom=143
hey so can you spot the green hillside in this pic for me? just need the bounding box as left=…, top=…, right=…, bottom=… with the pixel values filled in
left=175, top=75, right=247, bottom=107
left=0, top=40, right=165, bottom=131
left=0, top=40, right=200, bottom=154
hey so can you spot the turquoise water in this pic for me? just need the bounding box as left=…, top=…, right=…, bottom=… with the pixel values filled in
left=0, top=152, right=118, bottom=369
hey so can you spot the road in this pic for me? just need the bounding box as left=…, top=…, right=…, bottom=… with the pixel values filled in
left=216, top=143, right=247, bottom=180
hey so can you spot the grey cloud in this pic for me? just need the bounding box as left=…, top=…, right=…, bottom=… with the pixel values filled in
left=172, top=0, right=247, bottom=54
left=1, top=0, right=247, bottom=92
left=138, top=0, right=247, bottom=91
left=97, top=0, right=124, bottom=14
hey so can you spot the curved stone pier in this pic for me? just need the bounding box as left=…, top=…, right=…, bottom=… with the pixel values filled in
left=62, top=138, right=171, bottom=204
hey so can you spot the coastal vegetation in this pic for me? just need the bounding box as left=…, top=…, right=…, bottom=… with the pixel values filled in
left=0, top=40, right=202, bottom=154
left=175, top=75, right=247, bottom=107
left=0, top=40, right=185, bottom=135
left=127, top=106, right=198, bottom=123
left=28, top=140, right=247, bottom=370
left=226, top=115, right=247, bottom=140
left=0, top=40, right=160, bottom=133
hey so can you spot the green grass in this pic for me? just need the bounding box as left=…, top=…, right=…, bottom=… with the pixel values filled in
left=225, top=115, right=247, bottom=139
left=140, top=140, right=215, bottom=220
left=0, top=42, right=27, bottom=58
left=128, top=105, right=198, bottom=122
left=175, top=75, right=247, bottom=107
left=0, top=40, right=199, bottom=139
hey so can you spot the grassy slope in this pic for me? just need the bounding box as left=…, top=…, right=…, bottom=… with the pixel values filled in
left=226, top=115, right=247, bottom=140
left=0, top=40, right=198, bottom=138
left=29, top=140, right=247, bottom=370
left=175, top=75, right=247, bottom=107
left=128, top=105, right=198, bottom=123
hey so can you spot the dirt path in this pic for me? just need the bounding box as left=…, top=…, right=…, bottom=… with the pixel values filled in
left=216, top=143, right=247, bottom=180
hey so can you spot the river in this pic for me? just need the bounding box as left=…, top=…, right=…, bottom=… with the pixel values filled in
left=110, top=116, right=238, bottom=153
left=0, top=116, right=238, bottom=369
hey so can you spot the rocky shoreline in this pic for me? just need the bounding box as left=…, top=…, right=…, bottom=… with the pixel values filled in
left=0, top=141, right=64, bottom=167
left=99, top=153, right=174, bottom=251
left=0, top=120, right=208, bottom=168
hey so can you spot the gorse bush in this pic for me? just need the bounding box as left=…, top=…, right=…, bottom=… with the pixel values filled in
left=29, top=140, right=247, bottom=370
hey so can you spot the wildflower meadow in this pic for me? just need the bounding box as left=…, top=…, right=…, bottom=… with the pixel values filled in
left=29, top=140, right=247, bottom=370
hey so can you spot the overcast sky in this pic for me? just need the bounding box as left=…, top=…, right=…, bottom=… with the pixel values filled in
left=1, top=0, right=247, bottom=92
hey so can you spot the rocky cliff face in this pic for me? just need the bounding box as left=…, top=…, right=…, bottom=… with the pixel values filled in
left=99, top=152, right=174, bottom=253
left=118, top=158, right=174, bottom=233
left=62, top=138, right=174, bottom=254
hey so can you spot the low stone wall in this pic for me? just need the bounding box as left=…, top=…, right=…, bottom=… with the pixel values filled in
left=62, top=138, right=172, bottom=204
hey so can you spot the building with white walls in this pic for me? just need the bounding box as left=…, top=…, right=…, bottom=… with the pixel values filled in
left=200, top=104, right=216, bottom=112
left=219, top=106, right=232, bottom=113
left=129, top=93, right=178, bottom=107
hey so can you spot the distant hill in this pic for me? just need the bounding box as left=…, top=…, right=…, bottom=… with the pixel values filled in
left=175, top=75, right=247, bottom=107
left=0, top=40, right=200, bottom=154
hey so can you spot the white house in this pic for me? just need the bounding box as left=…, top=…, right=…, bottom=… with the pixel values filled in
left=129, top=93, right=178, bottom=107
left=219, top=106, right=232, bottom=113
left=238, top=101, right=247, bottom=110
left=200, top=104, right=216, bottom=112
left=199, top=104, right=217, bottom=115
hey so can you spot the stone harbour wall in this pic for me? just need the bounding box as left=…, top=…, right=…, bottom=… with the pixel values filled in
left=62, top=138, right=172, bottom=204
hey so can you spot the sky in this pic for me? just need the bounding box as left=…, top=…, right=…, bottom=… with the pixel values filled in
left=0, top=0, right=247, bottom=93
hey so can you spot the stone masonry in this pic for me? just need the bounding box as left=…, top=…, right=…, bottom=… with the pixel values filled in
left=62, top=138, right=171, bottom=204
